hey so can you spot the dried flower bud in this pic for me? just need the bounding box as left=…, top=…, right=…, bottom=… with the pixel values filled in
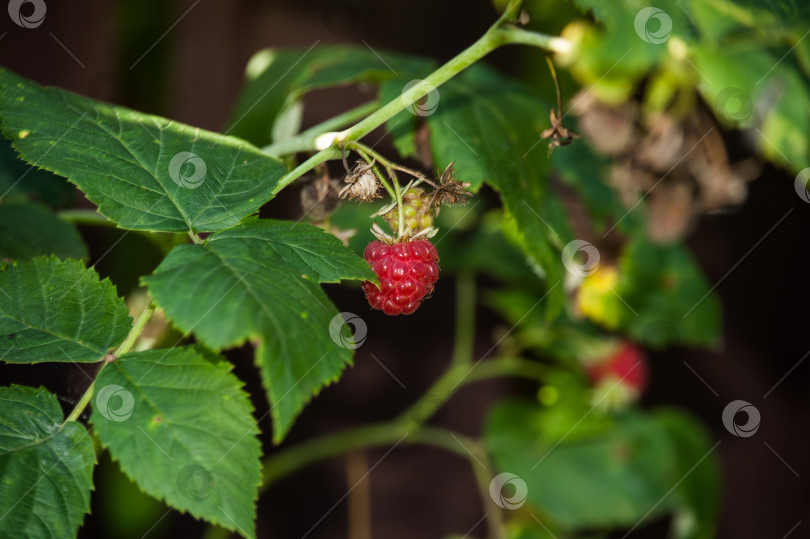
left=339, top=162, right=381, bottom=202
left=300, top=174, right=340, bottom=222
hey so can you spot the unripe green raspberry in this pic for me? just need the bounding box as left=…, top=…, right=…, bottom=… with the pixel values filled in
left=384, top=187, right=434, bottom=234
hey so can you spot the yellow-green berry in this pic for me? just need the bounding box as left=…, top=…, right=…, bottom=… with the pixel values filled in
left=384, top=187, right=434, bottom=234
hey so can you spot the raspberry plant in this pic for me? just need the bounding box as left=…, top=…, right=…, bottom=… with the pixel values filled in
left=0, top=0, right=806, bottom=537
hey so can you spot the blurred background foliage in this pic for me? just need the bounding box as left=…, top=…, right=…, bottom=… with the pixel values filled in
left=1, top=0, right=808, bottom=538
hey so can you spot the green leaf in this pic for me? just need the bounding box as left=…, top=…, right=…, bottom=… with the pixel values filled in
left=228, top=46, right=430, bottom=147
left=0, top=256, right=131, bottom=363
left=568, top=0, right=693, bottom=102
left=485, top=400, right=718, bottom=533
left=143, top=219, right=374, bottom=442
left=486, top=400, right=668, bottom=529
left=504, top=523, right=562, bottom=539
left=213, top=217, right=377, bottom=284
left=550, top=140, right=636, bottom=234
left=655, top=409, right=720, bottom=539
left=0, top=385, right=95, bottom=538
left=424, top=65, right=571, bottom=317
left=91, top=347, right=261, bottom=539
left=0, top=68, right=288, bottom=233
left=689, top=0, right=810, bottom=46
left=0, top=202, right=88, bottom=262
left=692, top=42, right=810, bottom=173
left=578, top=236, right=721, bottom=347
left=0, top=136, right=74, bottom=207
left=438, top=209, right=541, bottom=285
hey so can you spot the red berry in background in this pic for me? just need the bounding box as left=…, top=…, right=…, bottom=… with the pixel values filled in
left=586, top=342, right=648, bottom=410
left=362, top=239, right=440, bottom=315
left=587, top=342, right=648, bottom=393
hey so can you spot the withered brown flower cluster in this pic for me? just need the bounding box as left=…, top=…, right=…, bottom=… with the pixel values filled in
left=542, top=108, right=579, bottom=152
left=571, top=91, right=759, bottom=243
left=338, top=161, right=381, bottom=202
left=299, top=154, right=473, bottom=244
left=424, top=162, right=473, bottom=215
left=299, top=172, right=340, bottom=223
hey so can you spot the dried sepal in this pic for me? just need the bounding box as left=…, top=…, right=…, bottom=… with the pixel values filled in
left=369, top=221, right=437, bottom=243
left=370, top=221, right=395, bottom=243
left=425, top=162, right=473, bottom=216
left=370, top=199, right=398, bottom=218
left=541, top=108, right=579, bottom=154
left=411, top=226, right=438, bottom=239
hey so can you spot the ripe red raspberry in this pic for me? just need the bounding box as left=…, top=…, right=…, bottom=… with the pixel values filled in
left=587, top=342, right=648, bottom=393
left=361, top=239, right=439, bottom=315
left=584, top=342, right=648, bottom=411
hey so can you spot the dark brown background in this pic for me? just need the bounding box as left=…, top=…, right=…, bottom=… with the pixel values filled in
left=1, top=1, right=807, bottom=538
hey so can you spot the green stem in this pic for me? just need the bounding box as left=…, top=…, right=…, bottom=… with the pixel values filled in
left=271, top=147, right=341, bottom=195
left=352, top=145, right=396, bottom=199
left=301, top=101, right=380, bottom=137
left=259, top=355, right=547, bottom=486
left=390, top=163, right=405, bottom=237
left=63, top=303, right=155, bottom=425
left=400, top=273, right=475, bottom=427
left=347, top=142, right=437, bottom=187
left=262, top=423, right=400, bottom=486
left=262, top=100, right=380, bottom=157
left=262, top=423, right=469, bottom=488
left=260, top=11, right=568, bottom=188
left=451, top=272, right=476, bottom=367
left=399, top=356, right=548, bottom=427
left=64, top=377, right=99, bottom=424
left=349, top=142, right=396, bottom=174
left=497, top=26, right=572, bottom=52
left=262, top=100, right=380, bottom=156
left=113, top=303, right=155, bottom=356
left=466, top=356, right=550, bottom=383
left=260, top=355, right=547, bottom=486
left=348, top=141, right=405, bottom=237
left=256, top=353, right=548, bottom=537
left=337, top=27, right=568, bottom=145
left=468, top=440, right=506, bottom=539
